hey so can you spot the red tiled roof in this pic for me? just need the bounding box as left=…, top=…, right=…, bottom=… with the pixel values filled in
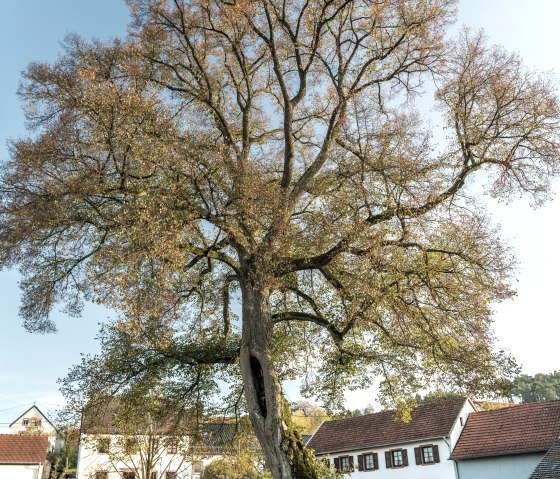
left=529, top=438, right=560, bottom=479
left=451, top=400, right=560, bottom=460
left=0, top=435, right=49, bottom=464
left=308, top=397, right=468, bottom=454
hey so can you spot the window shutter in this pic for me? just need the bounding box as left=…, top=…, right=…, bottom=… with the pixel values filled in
left=373, top=453, right=379, bottom=470
left=385, top=451, right=392, bottom=468
left=402, top=449, right=409, bottom=467
left=334, top=457, right=341, bottom=471
left=357, top=455, right=364, bottom=471
left=414, top=447, right=422, bottom=465
left=433, top=445, right=440, bottom=463
left=349, top=456, right=354, bottom=470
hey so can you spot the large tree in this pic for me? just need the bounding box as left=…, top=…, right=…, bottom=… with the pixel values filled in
left=2, top=1, right=560, bottom=478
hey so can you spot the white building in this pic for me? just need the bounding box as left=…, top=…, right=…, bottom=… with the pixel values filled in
left=77, top=433, right=220, bottom=479
left=9, top=405, right=63, bottom=452
left=450, top=400, right=560, bottom=479
left=0, top=434, right=49, bottom=479
left=308, top=397, right=475, bottom=479
left=76, top=401, right=237, bottom=479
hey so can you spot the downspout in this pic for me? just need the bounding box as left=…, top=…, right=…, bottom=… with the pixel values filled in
left=443, top=437, right=459, bottom=479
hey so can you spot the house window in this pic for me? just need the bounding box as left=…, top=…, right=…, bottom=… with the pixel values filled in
left=334, top=455, right=354, bottom=471
left=358, top=452, right=379, bottom=471
left=414, top=444, right=440, bottom=465
left=95, top=472, right=109, bottom=479
left=124, top=438, right=139, bottom=455
left=165, top=472, right=177, bottom=479
left=385, top=449, right=408, bottom=468
left=422, top=446, right=434, bottom=464
left=30, top=417, right=42, bottom=426
left=150, top=472, right=157, bottom=479
left=121, top=472, right=136, bottom=479
left=166, top=438, right=179, bottom=454
left=22, top=418, right=29, bottom=426
left=97, top=438, right=111, bottom=454
left=193, top=461, right=203, bottom=474
left=322, top=458, right=330, bottom=468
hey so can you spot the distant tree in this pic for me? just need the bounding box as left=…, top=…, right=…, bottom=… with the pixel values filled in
left=47, top=427, right=80, bottom=479
left=291, top=401, right=330, bottom=435
left=415, top=391, right=463, bottom=405
left=3, top=1, right=560, bottom=478
left=512, top=371, right=560, bottom=403
left=201, top=424, right=267, bottom=479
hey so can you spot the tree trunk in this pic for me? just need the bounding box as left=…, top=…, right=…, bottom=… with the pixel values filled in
left=239, top=277, right=317, bottom=479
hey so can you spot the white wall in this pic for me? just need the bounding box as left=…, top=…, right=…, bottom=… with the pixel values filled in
left=319, top=399, right=477, bottom=479
left=77, top=434, right=219, bottom=479
left=449, top=400, right=475, bottom=449
left=9, top=406, right=60, bottom=451
left=455, top=453, right=544, bottom=479
left=10, top=407, right=56, bottom=437
left=323, top=438, right=457, bottom=479
left=0, top=464, right=43, bottom=479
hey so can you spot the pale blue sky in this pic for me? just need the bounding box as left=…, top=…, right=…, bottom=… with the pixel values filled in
left=1, top=1, right=559, bottom=427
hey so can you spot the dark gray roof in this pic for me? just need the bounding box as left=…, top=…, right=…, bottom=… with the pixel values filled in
left=529, top=438, right=560, bottom=479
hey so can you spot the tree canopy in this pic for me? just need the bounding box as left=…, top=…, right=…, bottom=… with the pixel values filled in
left=2, top=1, right=560, bottom=478
left=512, top=371, right=560, bottom=403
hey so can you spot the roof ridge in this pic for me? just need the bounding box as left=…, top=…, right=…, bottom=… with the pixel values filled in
left=470, top=399, right=560, bottom=415
left=323, top=396, right=468, bottom=424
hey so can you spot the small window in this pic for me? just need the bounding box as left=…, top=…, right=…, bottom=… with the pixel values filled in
left=165, top=438, right=179, bottom=454
left=124, top=438, right=139, bottom=455
left=415, top=444, right=440, bottom=465
left=322, top=458, right=330, bottom=468
left=340, top=456, right=351, bottom=471
left=121, top=472, right=136, bottom=479
left=193, top=461, right=203, bottom=474
left=22, top=418, right=29, bottom=426
left=30, top=418, right=42, bottom=426
left=422, top=446, right=434, bottom=464
left=150, top=472, right=157, bottom=479
left=363, top=453, right=374, bottom=470
left=95, top=472, right=109, bottom=479
left=386, top=448, right=408, bottom=468
left=97, top=438, right=110, bottom=454
left=165, top=472, right=177, bottom=479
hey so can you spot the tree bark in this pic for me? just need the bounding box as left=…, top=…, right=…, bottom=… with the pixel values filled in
left=239, top=275, right=317, bottom=479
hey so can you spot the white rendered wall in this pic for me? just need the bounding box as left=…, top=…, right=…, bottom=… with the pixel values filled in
left=323, top=438, right=458, bottom=479
left=449, top=400, right=475, bottom=450
left=455, top=454, right=544, bottom=479
left=0, top=464, right=43, bottom=479
left=10, top=408, right=56, bottom=437
left=9, top=406, right=59, bottom=451
left=77, top=434, right=219, bottom=479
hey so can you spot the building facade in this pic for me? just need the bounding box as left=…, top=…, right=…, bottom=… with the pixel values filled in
left=0, top=434, right=49, bottom=479
left=308, top=397, right=475, bottom=479
left=9, top=405, right=63, bottom=452
left=450, top=400, right=560, bottom=479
